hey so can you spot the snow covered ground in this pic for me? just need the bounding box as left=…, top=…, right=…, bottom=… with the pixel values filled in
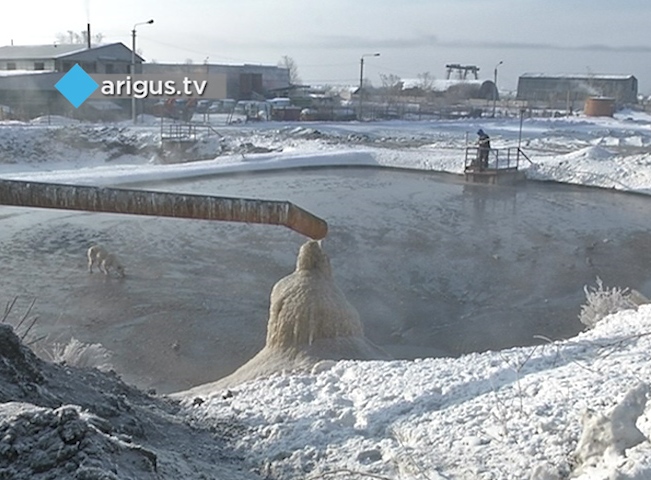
left=1, top=110, right=651, bottom=479
left=1, top=110, right=651, bottom=193
left=184, top=306, right=651, bottom=480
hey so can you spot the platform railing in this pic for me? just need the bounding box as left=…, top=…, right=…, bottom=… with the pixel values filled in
left=464, top=146, right=529, bottom=172
left=161, top=123, right=197, bottom=142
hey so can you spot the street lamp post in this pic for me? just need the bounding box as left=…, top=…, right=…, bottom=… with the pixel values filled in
left=358, top=53, right=380, bottom=121
left=492, top=60, right=503, bottom=118
left=131, top=19, right=154, bottom=124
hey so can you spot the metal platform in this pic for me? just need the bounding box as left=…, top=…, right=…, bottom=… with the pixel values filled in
left=464, top=146, right=529, bottom=184
left=158, top=120, right=222, bottom=164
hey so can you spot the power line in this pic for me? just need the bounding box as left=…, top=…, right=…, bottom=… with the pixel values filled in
left=298, top=62, right=356, bottom=68
left=303, top=78, right=359, bottom=84
left=372, top=62, right=432, bottom=79
left=107, top=35, right=251, bottom=63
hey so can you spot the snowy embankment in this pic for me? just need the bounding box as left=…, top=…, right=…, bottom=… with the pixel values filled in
left=182, top=305, right=651, bottom=480
left=1, top=112, right=651, bottom=195
left=0, top=149, right=380, bottom=186
left=527, top=146, right=651, bottom=195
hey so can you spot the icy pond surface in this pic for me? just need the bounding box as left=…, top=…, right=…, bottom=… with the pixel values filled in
left=1, top=167, right=650, bottom=393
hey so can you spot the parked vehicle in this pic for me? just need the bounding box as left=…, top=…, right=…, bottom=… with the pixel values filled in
left=146, top=98, right=199, bottom=121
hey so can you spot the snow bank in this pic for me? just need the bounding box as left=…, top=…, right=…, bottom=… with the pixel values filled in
left=0, top=149, right=378, bottom=186
left=572, top=382, right=648, bottom=477
left=564, top=146, right=615, bottom=161
left=30, top=115, right=80, bottom=126
left=2, top=114, right=651, bottom=196
left=182, top=306, right=651, bottom=480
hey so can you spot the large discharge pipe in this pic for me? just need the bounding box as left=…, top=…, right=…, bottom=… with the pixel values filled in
left=0, top=179, right=328, bottom=240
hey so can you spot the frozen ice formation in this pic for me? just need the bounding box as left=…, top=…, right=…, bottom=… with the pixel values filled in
left=180, top=240, right=390, bottom=396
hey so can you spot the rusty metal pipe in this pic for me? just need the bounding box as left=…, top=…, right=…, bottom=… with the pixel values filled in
left=0, top=179, right=328, bottom=240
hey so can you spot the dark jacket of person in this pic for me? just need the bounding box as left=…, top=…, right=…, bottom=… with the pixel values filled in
left=477, top=129, right=491, bottom=150
left=477, top=129, right=491, bottom=168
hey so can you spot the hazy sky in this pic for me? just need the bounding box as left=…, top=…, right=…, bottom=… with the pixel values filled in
left=3, top=0, right=651, bottom=93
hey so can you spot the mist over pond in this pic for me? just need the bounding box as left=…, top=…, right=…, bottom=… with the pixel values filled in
left=1, top=166, right=650, bottom=392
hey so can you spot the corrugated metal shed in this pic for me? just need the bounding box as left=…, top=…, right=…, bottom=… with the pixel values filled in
left=516, top=73, right=638, bottom=105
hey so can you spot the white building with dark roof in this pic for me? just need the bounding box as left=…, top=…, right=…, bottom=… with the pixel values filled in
left=0, top=43, right=140, bottom=74
left=0, top=43, right=140, bottom=119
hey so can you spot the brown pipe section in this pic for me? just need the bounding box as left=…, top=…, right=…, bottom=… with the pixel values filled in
left=0, top=179, right=328, bottom=240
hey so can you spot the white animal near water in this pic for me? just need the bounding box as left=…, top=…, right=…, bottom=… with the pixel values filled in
left=87, top=245, right=125, bottom=278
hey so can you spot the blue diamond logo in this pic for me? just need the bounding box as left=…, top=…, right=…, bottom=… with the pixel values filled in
left=55, top=64, right=99, bottom=108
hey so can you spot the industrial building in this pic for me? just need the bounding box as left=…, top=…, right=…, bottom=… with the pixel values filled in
left=142, top=63, right=289, bottom=101
left=516, top=73, right=638, bottom=107
left=0, top=42, right=290, bottom=120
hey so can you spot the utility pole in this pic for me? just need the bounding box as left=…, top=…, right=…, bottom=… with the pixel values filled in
left=131, top=19, right=154, bottom=124
left=358, top=53, right=380, bottom=121
left=492, top=60, right=503, bottom=118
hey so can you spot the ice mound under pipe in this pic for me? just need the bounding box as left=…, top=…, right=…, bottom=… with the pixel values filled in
left=0, top=178, right=328, bottom=240
left=175, top=240, right=391, bottom=397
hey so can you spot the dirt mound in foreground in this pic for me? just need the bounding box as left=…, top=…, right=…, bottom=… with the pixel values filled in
left=0, top=324, right=258, bottom=480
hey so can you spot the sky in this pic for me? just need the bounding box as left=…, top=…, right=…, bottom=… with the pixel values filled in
left=2, top=0, right=651, bottom=93
left=3, top=111, right=651, bottom=478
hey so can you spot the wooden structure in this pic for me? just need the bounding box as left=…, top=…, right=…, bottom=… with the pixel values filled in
left=0, top=178, right=327, bottom=239
left=464, top=146, right=528, bottom=184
